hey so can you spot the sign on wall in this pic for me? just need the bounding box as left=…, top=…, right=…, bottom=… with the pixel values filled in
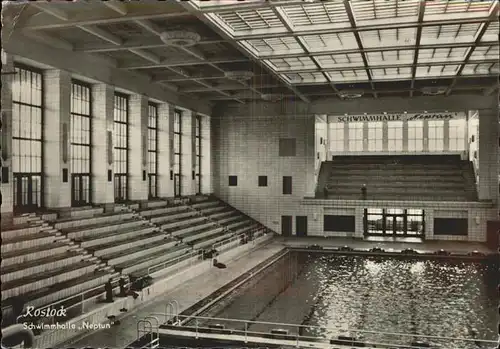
left=330, top=112, right=466, bottom=123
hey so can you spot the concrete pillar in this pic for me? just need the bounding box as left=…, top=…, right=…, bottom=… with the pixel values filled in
left=382, top=121, right=389, bottom=151
left=362, top=122, right=368, bottom=152
left=181, top=109, right=194, bottom=196
left=157, top=103, right=173, bottom=198
left=402, top=120, right=408, bottom=152
left=43, top=70, right=71, bottom=209
left=1, top=51, right=14, bottom=220
left=343, top=122, right=349, bottom=152
left=423, top=120, right=429, bottom=151
left=91, top=84, right=114, bottom=204
left=201, top=115, right=212, bottom=194
left=128, top=94, right=148, bottom=201
left=477, top=109, right=498, bottom=203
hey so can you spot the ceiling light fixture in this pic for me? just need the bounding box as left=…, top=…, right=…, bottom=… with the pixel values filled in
left=261, top=94, right=283, bottom=102
left=338, top=90, right=364, bottom=99
left=225, top=70, right=254, bottom=81
left=160, top=31, right=201, bottom=47
left=420, top=86, right=447, bottom=95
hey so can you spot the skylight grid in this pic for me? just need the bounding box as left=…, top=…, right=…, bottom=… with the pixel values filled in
left=416, top=64, right=460, bottom=78
left=470, top=45, right=499, bottom=60
left=243, top=37, right=303, bottom=55
left=461, top=62, right=499, bottom=75
left=281, top=2, right=350, bottom=27
left=360, top=28, right=417, bottom=48
left=350, top=0, right=420, bottom=25
left=482, top=21, right=499, bottom=42
left=371, top=67, right=412, bottom=80
left=420, top=23, right=482, bottom=44
left=366, top=50, right=414, bottom=65
left=327, top=70, right=368, bottom=82
left=315, top=53, right=365, bottom=69
left=215, top=9, right=285, bottom=32
left=301, top=33, right=359, bottom=52
left=424, top=0, right=495, bottom=21
left=418, top=47, right=469, bottom=63
left=266, top=57, right=316, bottom=71
left=283, top=72, right=327, bottom=84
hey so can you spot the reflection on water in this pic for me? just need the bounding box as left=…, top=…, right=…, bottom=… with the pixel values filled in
left=201, top=252, right=498, bottom=348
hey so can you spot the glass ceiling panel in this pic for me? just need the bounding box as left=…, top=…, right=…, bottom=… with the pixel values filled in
left=300, top=33, right=359, bottom=53
left=350, top=0, right=420, bottom=26
left=461, top=62, right=499, bottom=76
left=424, top=1, right=496, bottom=22
left=265, top=57, right=317, bottom=71
left=370, top=67, right=412, bottom=80
left=315, top=53, right=364, bottom=69
left=214, top=8, right=285, bottom=34
left=360, top=28, right=417, bottom=48
left=366, top=50, right=414, bottom=66
left=327, top=70, right=368, bottom=82
left=470, top=45, right=499, bottom=60
left=281, top=2, right=350, bottom=29
left=418, top=47, right=469, bottom=63
left=416, top=65, right=460, bottom=78
left=282, top=72, right=327, bottom=84
left=482, top=21, right=499, bottom=42
left=241, top=37, right=304, bottom=56
left=420, top=23, right=482, bottom=45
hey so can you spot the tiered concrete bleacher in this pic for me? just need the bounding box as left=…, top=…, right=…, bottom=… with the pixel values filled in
left=1, top=210, right=116, bottom=325
left=53, top=205, right=189, bottom=278
left=321, top=155, right=478, bottom=201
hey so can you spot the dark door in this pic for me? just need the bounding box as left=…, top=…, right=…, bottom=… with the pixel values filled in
left=296, top=216, right=308, bottom=237
left=281, top=215, right=293, bottom=237
left=486, top=221, right=500, bottom=250
left=114, top=174, right=127, bottom=202
left=13, top=174, right=41, bottom=213
left=174, top=174, right=181, bottom=197
left=72, top=174, right=90, bottom=206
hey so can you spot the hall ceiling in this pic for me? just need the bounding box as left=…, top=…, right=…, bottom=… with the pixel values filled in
left=4, top=0, right=499, bottom=104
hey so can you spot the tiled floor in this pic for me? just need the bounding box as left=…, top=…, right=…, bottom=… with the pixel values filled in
left=64, top=242, right=284, bottom=349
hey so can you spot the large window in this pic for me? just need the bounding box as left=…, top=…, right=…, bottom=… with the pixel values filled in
left=364, top=208, right=425, bottom=237
left=113, top=93, right=128, bottom=202
left=348, top=122, right=363, bottom=152
left=428, top=120, right=444, bottom=151
left=387, top=121, right=403, bottom=151
left=195, top=115, right=201, bottom=194
left=12, top=65, right=43, bottom=213
left=329, top=123, right=344, bottom=152
left=148, top=103, right=158, bottom=198
left=449, top=119, right=466, bottom=151
left=173, top=110, right=182, bottom=197
left=367, top=122, right=383, bottom=151
left=408, top=120, right=424, bottom=152
left=70, top=81, right=91, bottom=206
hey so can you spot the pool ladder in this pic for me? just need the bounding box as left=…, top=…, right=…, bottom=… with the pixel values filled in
left=136, top=300, right=179, bottom=349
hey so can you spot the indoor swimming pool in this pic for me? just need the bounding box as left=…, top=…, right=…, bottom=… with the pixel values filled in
left=177, top=250, right=498, bottom=348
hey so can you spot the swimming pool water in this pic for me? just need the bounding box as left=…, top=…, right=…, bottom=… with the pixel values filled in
left=197, top=251, right=498, bottom=348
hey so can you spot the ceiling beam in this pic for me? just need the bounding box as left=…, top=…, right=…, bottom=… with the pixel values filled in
left=445, top=3, right=498, bottom=96
left=30, top=2, right=69, bottom=21
left=258, top=42, right=496, bottom=60
left=410, top=0, right=426, bottom=97
left=73, top=37, right=226, bottom=53
left=190, top=0, right=313, bottom=14
left=155, top=73, right=270, bottom=83
left=270, top=59, right=498, bottom=74
left=183, top=84, right=283, bottom=93
left=102, top=0, right=128, bottom=16
left=232, top=17, right=497, bottom=41
left=121, top=56, right=249, bottom=70
left=20, top=8, right=191, bottom=30
left=343, top=0, right=377, bottom=98
left=79, top=25, right=123, bottom=45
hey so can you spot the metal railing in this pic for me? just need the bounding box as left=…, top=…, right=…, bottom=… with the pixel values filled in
left=146, top=250, right=203, bottom=277
left=146, top=313, right=499, bottom=349
left=211, top=227, right=267, bottom=252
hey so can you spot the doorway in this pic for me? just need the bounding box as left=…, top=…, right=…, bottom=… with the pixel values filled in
left=281, top=215, right=292, bottom=237
left=13, top=174, right=42, bottom=214
left=174, top=174, right=181, bottom=197
left=296, top=216, right=308, bottom=237
left=385, top=214, right=405, bottom=236
left=72, top=174, right=90, bottom=207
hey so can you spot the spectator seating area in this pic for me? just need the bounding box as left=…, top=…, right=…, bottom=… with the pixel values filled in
left=1, top=195, right=269, bottom=330
left=319, top=155, right=478, bottom=202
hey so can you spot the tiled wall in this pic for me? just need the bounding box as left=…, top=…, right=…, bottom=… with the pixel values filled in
left=212, top=115, right=316, bottom=231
